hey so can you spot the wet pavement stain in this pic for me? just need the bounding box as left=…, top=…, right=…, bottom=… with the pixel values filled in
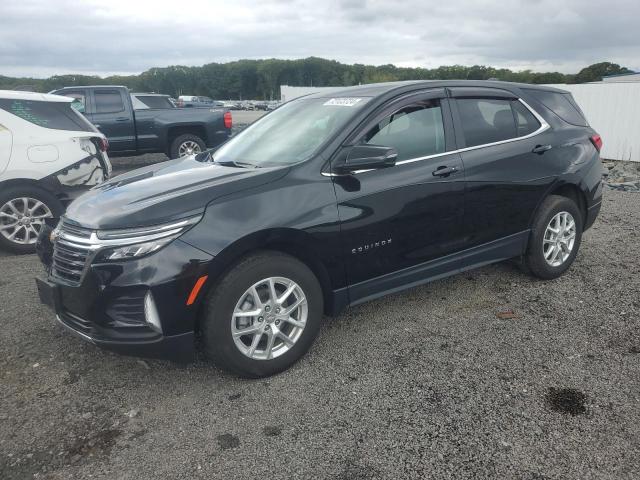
left=262, top=426, right=282, bottom=437
left=545, top=387, right=587, bottom=416
left=216, top=433, right=240, bottom=450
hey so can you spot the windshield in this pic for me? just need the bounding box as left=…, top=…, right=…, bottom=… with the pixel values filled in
left=213, top=96, right=370, bottom=167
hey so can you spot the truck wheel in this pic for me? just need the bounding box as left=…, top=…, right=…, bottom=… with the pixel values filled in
left=170, top=134, right=206, bottom=159
left=524, top=195, right=583, bottom=279
left=0, top=185, right=63, bottom=254
left=200, top=252, right=324, bottom=378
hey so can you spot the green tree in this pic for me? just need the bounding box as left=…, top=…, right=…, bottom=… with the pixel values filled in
left=0, top=58, right=632, bottom=100
left=573, top=62, right=632, bottom=83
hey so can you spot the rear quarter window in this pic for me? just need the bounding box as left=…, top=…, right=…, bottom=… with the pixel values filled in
left=524, top=89, right=588, bottom=126
left=0, top=98, right=96, bottom=132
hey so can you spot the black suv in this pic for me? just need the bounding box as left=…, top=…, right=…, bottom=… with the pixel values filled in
left=36, top=81, right=603, bottom=377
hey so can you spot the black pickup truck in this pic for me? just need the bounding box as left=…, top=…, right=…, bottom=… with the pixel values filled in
left=51, top=86, right=232, bottom=159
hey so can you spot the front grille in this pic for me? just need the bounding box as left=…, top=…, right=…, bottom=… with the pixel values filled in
left=59, top=219, right=92, bottom=239
left=51, top=220, right=94, bottom=286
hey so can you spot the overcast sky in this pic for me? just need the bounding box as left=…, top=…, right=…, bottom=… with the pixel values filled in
left=1, top=0, right=638, bottom=78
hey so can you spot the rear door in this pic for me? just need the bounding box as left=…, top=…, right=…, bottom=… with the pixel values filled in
left=449, top=87, right=558, bottom=250
left=332, top=89, right=466, bottom=302
left=89, top=89, right=136, bottom=152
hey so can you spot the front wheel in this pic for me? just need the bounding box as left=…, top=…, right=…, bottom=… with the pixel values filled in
left=201, top=252, right=323, bottom=378
left=524, top=195, right=583, bottom=279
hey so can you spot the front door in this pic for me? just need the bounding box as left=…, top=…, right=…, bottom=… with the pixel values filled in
left=89, top=89, right=136, bottom=152
left=331, top=90, right=466, bottom=304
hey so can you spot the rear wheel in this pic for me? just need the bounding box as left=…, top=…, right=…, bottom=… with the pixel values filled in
left=201, top=252, right=323, bottom=378
left=0, top=185, right=62, bottom=254
left=170, top=134, right=206, bottom=159
left=524, top=195, right=583, bottom=279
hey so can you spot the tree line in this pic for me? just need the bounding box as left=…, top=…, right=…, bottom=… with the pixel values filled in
left=0, top=58, right=631, bottom=100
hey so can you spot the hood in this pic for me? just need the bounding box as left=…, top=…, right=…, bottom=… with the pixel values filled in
left=64, top=156, right=287, bottom=229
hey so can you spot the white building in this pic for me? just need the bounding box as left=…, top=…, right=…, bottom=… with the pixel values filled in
left=600, top=72, right=640, bottom=83
left=545, top=82, right=640, bottom=162
left=280, top=85, right=343, bottom=102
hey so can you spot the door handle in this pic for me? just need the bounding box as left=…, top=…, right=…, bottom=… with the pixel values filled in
left=532, top=144, right=552, bottom=154
left=432, top=166, right=458, bottom=177
left=115, top=117, right=129, bottom=122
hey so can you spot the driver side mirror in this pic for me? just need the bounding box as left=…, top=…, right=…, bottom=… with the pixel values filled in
left=334, top=145, right=397, bottom=174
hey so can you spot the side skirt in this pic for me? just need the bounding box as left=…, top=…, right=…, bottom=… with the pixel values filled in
left=340, top=230, right=530, bottom=309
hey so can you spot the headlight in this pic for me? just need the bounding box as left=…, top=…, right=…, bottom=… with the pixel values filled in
left=94, top=216, right=201, bottom=262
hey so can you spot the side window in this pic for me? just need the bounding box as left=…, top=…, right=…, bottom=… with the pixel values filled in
left=456, top=99, right=516, bottom=148
left=0, top=99, right=95, bottom=132
left=60, top=91, right=86, bottom=113
left=523, top=89, right=588, bottom=126
left=512, top=101, right=541, bottom=137
left=94, top=90, right=125, bottom=114
left=362, top=100, right=445, bottom=161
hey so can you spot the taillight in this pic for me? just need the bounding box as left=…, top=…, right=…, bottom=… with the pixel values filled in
left=99, top=137, right=109, bottom=152
left=224, top=111, right=232, bottom=129
left=590, top=134, right=602, bottom=152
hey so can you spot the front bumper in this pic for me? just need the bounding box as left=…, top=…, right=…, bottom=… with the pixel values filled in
left=56, top=311, right=195, bottom=361
left=36, top=239, right=213, bottom=362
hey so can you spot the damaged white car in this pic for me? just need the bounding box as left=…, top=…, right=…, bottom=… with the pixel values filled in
left=0, top=90, right=111, bottom=253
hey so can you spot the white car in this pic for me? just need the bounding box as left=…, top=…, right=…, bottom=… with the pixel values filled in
left=0, top=90, right=112, bottom=253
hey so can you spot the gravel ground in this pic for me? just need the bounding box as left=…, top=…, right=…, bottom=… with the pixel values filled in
left=1, top=190, right=639, bottom=479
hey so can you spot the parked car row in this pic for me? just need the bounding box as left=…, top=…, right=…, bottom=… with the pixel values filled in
left=176, top=96, right=280, bottom=111
left=176, top=96, right=224, bottom=108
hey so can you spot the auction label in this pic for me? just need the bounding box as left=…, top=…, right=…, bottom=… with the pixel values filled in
left=323, top=98, right=363, bottom=107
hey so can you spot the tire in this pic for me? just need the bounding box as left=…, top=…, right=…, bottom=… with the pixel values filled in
left=524, top=195, right=583, bottom=279
left=169, top=133, right=206, bottom=159
left=201, top=252, right=323, bottom=378
left=0, top=184, right=63, bottom=254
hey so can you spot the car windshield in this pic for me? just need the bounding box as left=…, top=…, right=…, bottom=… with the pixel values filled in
left=213, top=96, right=370, bottom=167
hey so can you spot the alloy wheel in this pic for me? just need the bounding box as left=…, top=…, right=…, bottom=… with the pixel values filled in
left=0, top=197, right=53, bottom=245
left=178, top=140, right=202, bottom=157
left=543, top=211, right=576, bottom=267
left=231, top=277, right=308, bottom=360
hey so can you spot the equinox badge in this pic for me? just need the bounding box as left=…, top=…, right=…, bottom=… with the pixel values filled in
left=352, top=238, right=392, bottom=254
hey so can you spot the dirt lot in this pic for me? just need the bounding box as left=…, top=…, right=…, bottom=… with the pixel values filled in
left=1, top=190, right=639, bottom=479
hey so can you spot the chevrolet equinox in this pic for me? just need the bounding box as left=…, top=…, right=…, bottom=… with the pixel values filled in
left=36, top=81, right=603, bottom=377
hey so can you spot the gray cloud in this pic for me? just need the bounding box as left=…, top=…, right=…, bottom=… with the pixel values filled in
left=0, top=0, right=638, bottom=78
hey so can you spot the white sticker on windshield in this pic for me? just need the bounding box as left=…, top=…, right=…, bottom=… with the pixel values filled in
left=323, top=97, right=363, bottom=107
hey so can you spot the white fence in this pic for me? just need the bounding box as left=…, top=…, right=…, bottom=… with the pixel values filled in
left=547, top=83, right=640, bottom=162
left=281, top=82, right=640, bottom=162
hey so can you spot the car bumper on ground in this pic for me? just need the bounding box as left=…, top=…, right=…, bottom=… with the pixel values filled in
left=35, top=239, right=213, bottom=362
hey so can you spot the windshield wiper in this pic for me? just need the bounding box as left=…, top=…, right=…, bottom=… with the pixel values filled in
left=214, top=160, right=259, bottom=169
